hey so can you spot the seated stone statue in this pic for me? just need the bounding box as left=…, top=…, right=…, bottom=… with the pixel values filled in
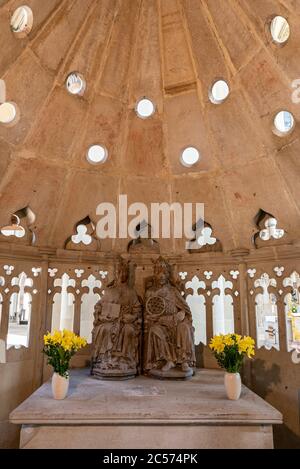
left=91, top=258, right=142, bottom=379
left=143, top=257, right=196, bottom=379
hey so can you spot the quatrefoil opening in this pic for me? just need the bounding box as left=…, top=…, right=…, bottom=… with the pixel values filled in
left=274, top=266, right=284, bottom=277
left=230, top=270, right=239, bottom=280
left=3, top=265, right=14, bottom=275
left=48, top=268, right=58, bottom=278
left=260, top=218, right=284, bottom=241
left=204, top=271, right=213, bottom=280
left=99, top=271, right=108, bottom=279
left=72, top=225, right=92, bottom=245
left=247, top=269, right=256, bottom=278
left=75, top=268, right=84, bottom=278
left=187, top=221, right=222, bottom=253
left=65, top=216, right=100, bottom=251
left=179, top=272, right=188, bottom=280
left=253, top=209, right=285, bottom=248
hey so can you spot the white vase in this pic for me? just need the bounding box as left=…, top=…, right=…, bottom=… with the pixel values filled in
left=51, top=372, right=69, bottom=400
left=224, top=372, right=241, bottom=400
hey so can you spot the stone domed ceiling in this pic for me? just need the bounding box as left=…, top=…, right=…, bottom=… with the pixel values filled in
left=0, top=0, right=299, bottom=254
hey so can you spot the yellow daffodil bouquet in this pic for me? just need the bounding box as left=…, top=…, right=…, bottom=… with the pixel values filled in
left=209, top=333, right=255, bottom=373
left=43, top=330, right=87, bottom=378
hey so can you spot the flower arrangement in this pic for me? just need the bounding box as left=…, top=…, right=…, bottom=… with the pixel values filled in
left=209, top=333, right=255, bottom=373
left=43, top=329, right=87, bottom=378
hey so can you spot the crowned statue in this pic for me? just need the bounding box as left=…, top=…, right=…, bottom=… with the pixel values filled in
left=143, top=257, right=196, bottom=379
left=91, top=257, right=142, bottom=379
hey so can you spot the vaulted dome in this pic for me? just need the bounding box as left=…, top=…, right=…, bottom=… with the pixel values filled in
left=0, top=0, right=299, bottom=254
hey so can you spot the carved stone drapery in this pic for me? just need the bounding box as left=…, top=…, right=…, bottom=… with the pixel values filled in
left=143, top=257, right=196, bottom=379
left=91, top=258, right=142, bottom=379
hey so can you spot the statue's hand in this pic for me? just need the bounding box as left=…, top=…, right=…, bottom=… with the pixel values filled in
left=176, top=310, right=185, bottom=322
left=121, top=305, right=130, bottom=315
left=99, top=315, right=113, bottom=323
left=123, top=313, right=135, bottom=324
left=158, top=315, right=172, bottom=327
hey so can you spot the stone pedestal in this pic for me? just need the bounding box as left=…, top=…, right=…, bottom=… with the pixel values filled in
left=10, top=369, right=282, bottom=449
left=91, top=367, right=136, bottom=380
left=149, top=367, right=193, bottom=380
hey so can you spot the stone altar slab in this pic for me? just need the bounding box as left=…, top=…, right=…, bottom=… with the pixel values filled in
left=10, top=369, right=282, bottom=449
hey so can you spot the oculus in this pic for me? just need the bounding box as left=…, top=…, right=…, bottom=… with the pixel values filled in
left=10, top=6, right=33, bottom=37
left=87, top=145, right=108, bottom=165
left=180, top=146, right=200, bottom=167
left=273, top=110, right=295, bottom=136
left=0, top=102, right=18, bottom=125
left=66, top=72, right=86, bottom=96
left=270, top=16, right=290, bottom=44
left=209, top=79, right=230, bottom=104
left=0, top=79, right=6, bottom=103
left=135, top=98, right=155, bottom=119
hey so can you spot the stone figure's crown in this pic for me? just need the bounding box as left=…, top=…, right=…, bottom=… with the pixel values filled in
left=153, top=256, right=171, bottom=277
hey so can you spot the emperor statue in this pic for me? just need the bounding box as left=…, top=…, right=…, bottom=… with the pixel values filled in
left=143, top=257, right=196, bottom=379
left=91, top=257, right=142, bottom=379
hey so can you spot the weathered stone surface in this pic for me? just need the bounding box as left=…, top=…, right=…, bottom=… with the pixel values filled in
left=10, top=368, right=282, bottom=424
left=0, top=0, right=299, bottom=451
left=9, top=368, right=282, bottom=448
left=143, top=257, right=195, bottom=378
left=91, top=258, right=142, bottom=379
left=0, top=0, right=299, bottom=251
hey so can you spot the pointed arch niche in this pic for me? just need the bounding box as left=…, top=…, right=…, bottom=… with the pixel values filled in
left=254, top=273, right=279, bottom=351
left=51, top=273, right=75, bottom=332
left=283, top=271, right=300, bottom=355
left=185, top=275, right=206, bottom=345
left=0, top=275, right=4, bottom=326
left=212, top=275, right=235, bottom=336
left=80, top=274, right=102, bottom=343
left=0, top=292, right=3, bottom=327
left=7, top=272, right=33, bottom=349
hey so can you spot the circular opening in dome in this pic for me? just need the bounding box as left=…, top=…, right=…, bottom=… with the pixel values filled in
left=180, top=147, right=200, bottom=167
left=270, top=16, right=290, bottom=44
left=86, top=145, right=108, bottom=165
left=0, top=102, right=18, bottom=125
left=209, top=79, right=230, bottom=104
left=10, top=6, right=33, bottom=37
left=273, top=110, right=295, bottom=136
left=135, top=98, right=155, bottom=119
left=66, top=72, right=86, bottom=96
